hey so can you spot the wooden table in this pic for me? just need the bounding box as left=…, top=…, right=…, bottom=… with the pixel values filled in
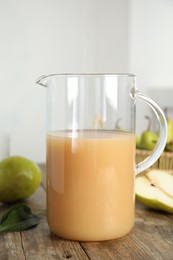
left=1, top=165, right=173, bottom=260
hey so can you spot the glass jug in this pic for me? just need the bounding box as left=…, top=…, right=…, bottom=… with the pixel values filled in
left=36, top=73, right=167, bottom=241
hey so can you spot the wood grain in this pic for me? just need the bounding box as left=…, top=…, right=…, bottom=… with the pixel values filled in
left=81, top=205, right=173, bottom=260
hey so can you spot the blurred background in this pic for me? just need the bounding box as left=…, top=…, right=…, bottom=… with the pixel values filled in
left=0, top=0, right=173, bottom=163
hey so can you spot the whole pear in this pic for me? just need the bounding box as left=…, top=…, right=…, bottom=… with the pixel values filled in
left=165, top=119, right=173, bottom=152
left=0, top=156, right=42, bottom=203
left=140, top=131, right=158, bottom=150
left=139, top=116, right=158, bottom=151
left=136, top=135, right=141, bottom=149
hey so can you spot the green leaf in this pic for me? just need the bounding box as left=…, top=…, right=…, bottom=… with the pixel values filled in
left=0, top=204, right=39, bottom=232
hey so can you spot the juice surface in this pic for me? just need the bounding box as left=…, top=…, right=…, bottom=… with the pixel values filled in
left=46, top=130, right=136, bottom=241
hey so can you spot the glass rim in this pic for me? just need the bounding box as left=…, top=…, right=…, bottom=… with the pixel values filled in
left=43, top=73, right=136, bottom=78
left=36, top=73, right=136, bottom=87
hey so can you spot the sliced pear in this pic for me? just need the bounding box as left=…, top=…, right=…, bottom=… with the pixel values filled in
left=135, top=170, right=173, bottom=213
left=146, top=170, right=173, bottom=198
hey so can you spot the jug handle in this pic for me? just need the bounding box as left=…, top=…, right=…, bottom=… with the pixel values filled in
left=136, top=92, right=167, bottom=175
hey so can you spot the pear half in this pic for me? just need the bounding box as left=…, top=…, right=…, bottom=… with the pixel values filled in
left=135, top=170, right=173, bottom=213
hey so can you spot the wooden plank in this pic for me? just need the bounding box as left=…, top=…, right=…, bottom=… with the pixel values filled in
left=0, top=232, right=25, bottom=260
left=21, top=214, right=89, bottom=260
left=81, top=204, right=173, bottom=260
left=0, top=186, right=46, bottom=260
left=22, top=186, right=89, bottom=260
left=0, top=183, right=89, bottom=260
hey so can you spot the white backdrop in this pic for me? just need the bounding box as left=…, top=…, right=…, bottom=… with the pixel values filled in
left=0, top=0, right=173, bottom=162
left=129, top=0, right=173, bottom=134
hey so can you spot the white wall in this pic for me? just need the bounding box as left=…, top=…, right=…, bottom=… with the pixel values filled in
left=129, top=0, right=173, bottom=133
left=129, top=0, right=173, bottom=87
left=0, top=0, right=130, bottom=162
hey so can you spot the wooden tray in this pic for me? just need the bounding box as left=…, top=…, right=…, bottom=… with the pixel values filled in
left=136, top=149, right=173, bottom=170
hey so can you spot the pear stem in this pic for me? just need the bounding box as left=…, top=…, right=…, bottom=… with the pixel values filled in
left=163, top=107, right=169, bottom=120
left=145, top=115, right=152, bottom=131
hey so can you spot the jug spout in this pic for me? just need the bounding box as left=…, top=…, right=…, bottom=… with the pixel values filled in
left=36, top=75, right=48, bottom=87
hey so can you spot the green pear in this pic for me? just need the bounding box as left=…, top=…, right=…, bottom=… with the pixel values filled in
left=139, top=131, right=158, bottom=151
left=0, top=156, right=42, bottom=203
left=139, top=115, right=158, bottom=150
left=136, top=135, right=141, bottom=149
left=135, top=169, right=173, bottom=213
left=165, top=119, right=173, bottom=152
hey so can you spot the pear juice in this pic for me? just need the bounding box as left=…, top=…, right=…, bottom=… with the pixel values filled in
left=46, top=130, right=135, bottom=241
